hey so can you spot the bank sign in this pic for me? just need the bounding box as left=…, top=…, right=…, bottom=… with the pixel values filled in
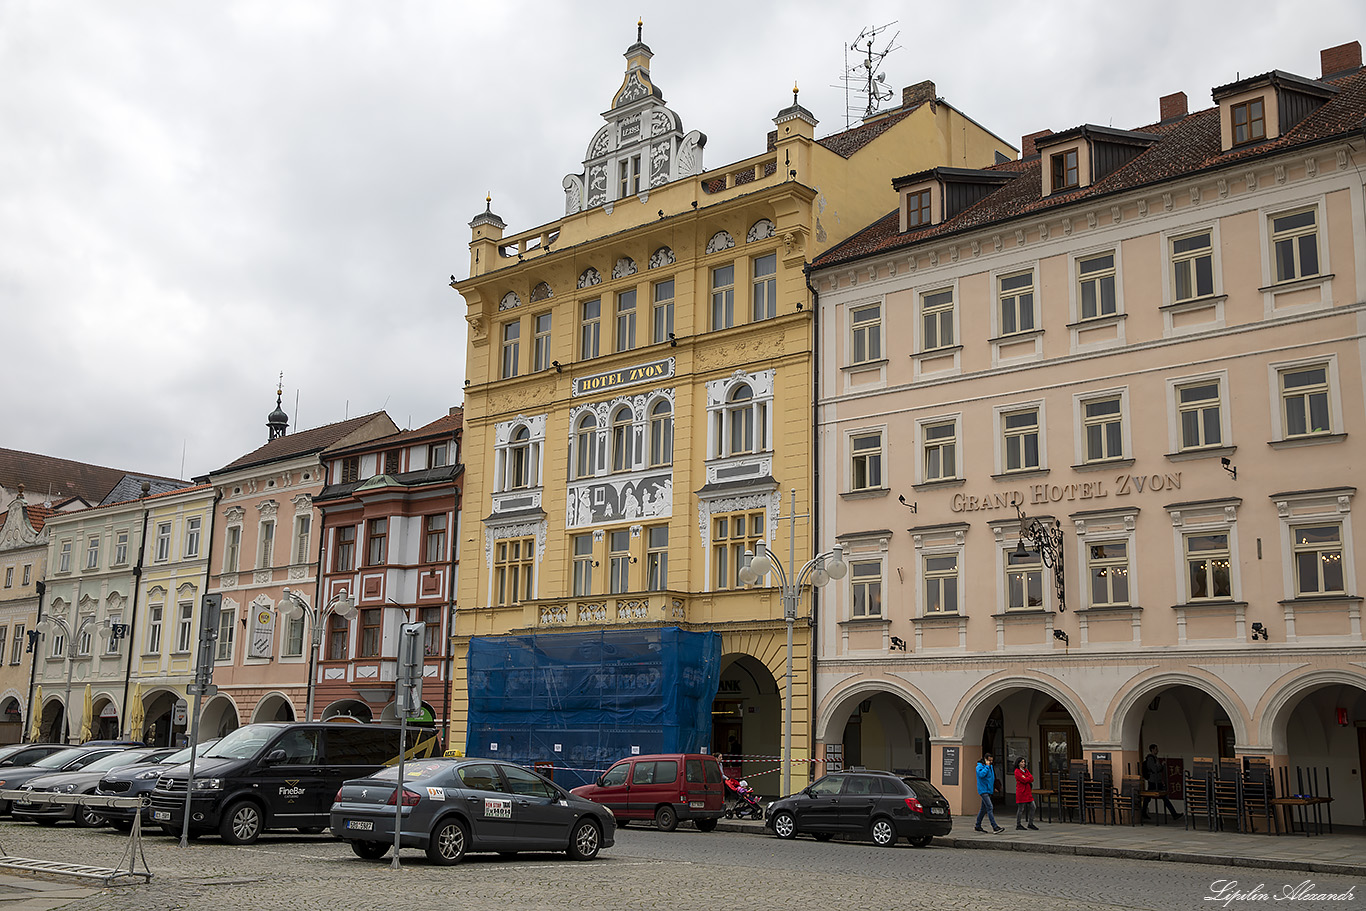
left=572, top=357, right=674, bottom=397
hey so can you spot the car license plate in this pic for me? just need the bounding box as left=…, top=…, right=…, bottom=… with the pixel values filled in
left=152, top=810, right=171, bottom=821
left=346, top=820, right=373, bottom=831
left=689, top=800, right=705, bottom=809
left=929, top=807, right=945, bottom=815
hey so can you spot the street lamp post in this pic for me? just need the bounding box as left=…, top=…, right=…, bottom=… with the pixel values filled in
left=278, top=588, right=356, bottom=722
left=739, top=489, right=846, bottom=796
left=35, top=614, right=120, bottom=743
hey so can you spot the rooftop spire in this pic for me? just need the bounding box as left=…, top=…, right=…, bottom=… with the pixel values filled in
left=267, top=373, right=290, bottom=441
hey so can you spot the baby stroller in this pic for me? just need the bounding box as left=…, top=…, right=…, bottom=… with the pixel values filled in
left=724, top=777, right=764, bottom=820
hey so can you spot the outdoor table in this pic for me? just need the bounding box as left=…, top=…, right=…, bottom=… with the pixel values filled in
left=1271, top=796, right=1333, bottom=836
left=1030, top=788, right=1056, bottom=823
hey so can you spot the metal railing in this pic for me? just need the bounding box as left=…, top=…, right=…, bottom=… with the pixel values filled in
left=0, top=789, right=152, bottom=885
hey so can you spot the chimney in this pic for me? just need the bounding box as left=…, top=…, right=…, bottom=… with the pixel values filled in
left=1020, top=129, right=1053, bottom=159
left=1321, top=41, right=1362, bottom=78
left=1159, top=91, right=1188, bottom=122
left=902, top=80, right=936, bottom=109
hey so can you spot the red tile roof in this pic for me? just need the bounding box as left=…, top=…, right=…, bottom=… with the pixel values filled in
left=214, top=412, right=396, bottom=475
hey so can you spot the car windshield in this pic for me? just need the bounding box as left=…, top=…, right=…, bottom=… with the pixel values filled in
left=161, top=740, right=219, bottom=766
left=78, top=750, right=155, bottom=773
left=202, top=726, right=277, bottom=760
left=31, top=748, right=89, bottom=770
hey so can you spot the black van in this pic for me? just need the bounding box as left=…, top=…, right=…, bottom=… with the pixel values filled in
left=146, top=722, right=439, bottom=844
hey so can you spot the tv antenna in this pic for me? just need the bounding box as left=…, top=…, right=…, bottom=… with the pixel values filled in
left=836, top=22, right=899, bottom=128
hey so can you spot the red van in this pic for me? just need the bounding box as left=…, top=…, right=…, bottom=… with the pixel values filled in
left=571, top=753, right=725, bottom=831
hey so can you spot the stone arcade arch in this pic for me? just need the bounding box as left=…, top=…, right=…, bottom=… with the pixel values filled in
left=1261, top=670, right=1366, bottom=826
left=251, top=692, right=297, bottom=724
left=713, top=653, right=780, bottom=794
left=89, top=693, right=121, bottom=741
left=198, top=694, right=241, bottom=739
left=817, top=680, right=939, bottom=779
left=320, top=699, right=372, bottom=723
left=1110, top=671, right=1249, bottom=786
left=139, top=688, right=184, bottom=746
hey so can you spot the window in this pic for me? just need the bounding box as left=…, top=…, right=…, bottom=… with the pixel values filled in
left=850, top=304, right=882, bottom=364
left=257, top=520, right=274, bottom=568
left=1002, top=409, right=1040, bottom=473
left=326, top=613, right=349, bottom=660
left=609, top=529, right=630, bottom=594
left=293, top=515, right=310, bottom=564
left=494, top=537, right=535, bottom=605
left=921, top=289, right=954, bottom=350
left=907, top=187, right=931, bottom=227
left=1271, top=210, right=1320, bottom=283
left=1280, top=365, right=1332, bottom=437
left=429, top=440, right=450, bottom=468
left=365, top=518, right=387, bottom=566
left=580, top=298, right=601, bottom=359
left=508, top=426, right=534, bottom=488
left=924, top=555, right=958, bottom=614
left=618, top=155, right=641, bottom=197
left=185, top=517, right=202, bottom=558
left=1087, top=542, right=1130, bottom=606
left=175, top=602, right=194, bottom=653
left=85, top=535, right=100, bottom=570
left=1231, top=98, right=1265, bottom=146
left=216, top=608, right=235, bottom=661
left=572, top=534, right=594, bottom=597
left=58, top=541, right=71, bottom=573
left=649, top=400, right=673, bottom=467
left=720, top=384, right=766, bottom=457
left=1078, top=253, right=1117, bottom=319
left=532, top=312, right=552, bottom=371
left=224, top=526, right=241, bottom=573
left=359, top=608, right=382, bottom=658
left=0, top=628, right=8, bottom=661
left=334, top=525, right=356, bottom=572
left=422, top=606, right=441, bottom=656
left=711, top=264, right=735, bottom=330
left=1083, top=396, right=1124, bottom=462
left=615, top=290, right=637, bottom=352
left=154, top=523, right=172, bottom=562
left=424, top=514, right=447, bottom=564
left=611, top=407, right=633, bottom=472
left=850, top=561, right=883, bottom=617
left=284, top=615, right=306, bottom=658
left=1292, top=525, right=1345, bottom=596
left=49, top=624, right=64, bottom=658
left=711, top=511, right=763, bottom=591
left=104, top=615, right=120, bottom=654
left=384, top=450, right=401, bottom=475
left=10, top=625, right=24, bottom=665
left=998, top=272, right=1035, bottom=335
left=922, top=421, right=958, bottom=482
left=113, top=532, right=128, bottom=566
left=146, top=605, right=163, bottom=654
left=652, top=279, right=674, bottom=344
left=1185, top=533, right=1232, bottom=600
left=2, top=568, right=9, bottom=588
left=646, top=526, right=668, bottom=591
left=1177, top=382, right=1223, bottom=450
left=77, top=618, right=93, bottom=656
left=1171, top=231, right=1214, bottom=301
left=500, top=320, right=520, bottom=378
left=22, top=564, right=30, bottom=585
left=1051, top=148, right=1078, bottom=191
left=851, top=432, right=883, bottom=491
left=575, top=415, right=598, bottom=478
left=752, top=253, right=777, bottom=321
left=341, top=457, right=360, bottom=484
left=1006, top=547, right=1044, bottom=610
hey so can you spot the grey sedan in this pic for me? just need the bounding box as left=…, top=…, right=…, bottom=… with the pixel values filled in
left=330, top=758, right=615, bottom=865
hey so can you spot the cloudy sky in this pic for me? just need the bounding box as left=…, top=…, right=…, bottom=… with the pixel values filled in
left=4, top=0, right=1363, bottom=480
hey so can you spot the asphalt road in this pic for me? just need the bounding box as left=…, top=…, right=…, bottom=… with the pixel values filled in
left=1, top=821, right=1359, bottom=911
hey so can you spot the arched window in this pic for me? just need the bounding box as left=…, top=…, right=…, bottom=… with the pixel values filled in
left=508, top=426, right=533, bottom=489
left=650, top=400, right=674, bottom=467
left=724, top=384, right=758, bottom=456
left=611, top=407, right=634, bottom=472
left=575, top=415, right=598, bottom=479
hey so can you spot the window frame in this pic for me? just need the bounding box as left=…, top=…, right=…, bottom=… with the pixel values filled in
left=652, top=279, right=675, bottom=345
left=1269, top=207, right=1321, bottom=284
left=1085, top=539, right=1132, bottom=608
left=58, top=540, right=71, bottom=573
left=649, top=399, right=673, bottom=468
left=615, top=289, right=637, bottom=353
left=608, top=528, right=631, bottom=594
left=752, top=253, right=777, bottom=322
left=365, top=517, right=388, bottom=567
left=223, top=525, right=241, bottom=573
left=154, top=522, right=172, bottom=563
left=997, top=270, right=1036, bottom=337
left=1271, top=358, right=1338, bottom=441
left=849, top=302, right=882, bottom=365
left=1075, top=389, right=1129, bottom=465
left=174, top=601, right=194, bottom=653
left=580, top=298, right=602, bottom=360
left=493, top=537, right=536, bottom=606
left=185, top=516, right=202, bottom=559
left=710, top=510, right=764, bottom=592
left=424, top=514, right=447, bottom=564
left=1077, top=251, right=1118, bottom=321
left=359, top=607, right=382, bottom=658
left=500, top=319, right=521, bottom=379
left=1051, top=148, right=1079, bottom=191
left=256, top=520, right=274, bottom=569
left=215, top=607, right=236, bottom=662
left=919, top=417, right=960, bottom=483
left=334, top=525, right=356, bottom=573
left=532, top=311, right=552, bottom=372
left=1172, top=376, right=1227, bottom=452
left=849, top=560, right=884, bottom=618
left=146, top=604, right=163, bottom=655
left=1004, top=544, right=1045, bottom=612
left=1170, top=229, right=1216, bottom=303
left=1290, top=523, right=1346, bottom=598
left=849, top=430, right=884, bottom=492
left=997, top=403, right=1044, bottom=474
left=923, top=552, right=960, bottom=615
left=292, top=514, right=310, bottom=565
left=85, top=535, right=101, bottom=571
left=919, top=287, right=956, bottom=352
left=906, top=187, right=931, bottom=228
left=572, top=533, right=595, bottom=597
left=1183, top=531, right=1235, bottom=602
left=711, top=263, right=735, bottom=330
left=646, top=525, right=668, bottom=592
left=1230, top=97, right=1266, bottom=146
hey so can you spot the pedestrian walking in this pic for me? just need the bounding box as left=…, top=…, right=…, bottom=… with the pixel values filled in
left=1014, top=757, right=1039, bottom=830
left=974, top=752, right=1004, bottom=833
left=1141, top=743, right=1182, bottom=821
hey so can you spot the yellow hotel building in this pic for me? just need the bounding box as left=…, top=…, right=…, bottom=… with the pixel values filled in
left=450, top=27, right=1013, bottom=795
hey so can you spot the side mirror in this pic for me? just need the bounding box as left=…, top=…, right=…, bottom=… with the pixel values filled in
left=264, top=749, right=287, bottom=765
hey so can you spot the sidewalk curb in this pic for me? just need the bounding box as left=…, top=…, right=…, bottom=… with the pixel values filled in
left=711, top=820, right=1366, bottom=878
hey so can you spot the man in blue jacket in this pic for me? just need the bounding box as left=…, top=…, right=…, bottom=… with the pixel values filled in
left=974, top=752, right=1004, bottom=833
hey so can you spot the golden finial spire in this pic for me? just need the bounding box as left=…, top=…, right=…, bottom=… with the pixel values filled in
left=637, top=18, right=643, bottom=42
left=793, top=82, right=799, bottom=105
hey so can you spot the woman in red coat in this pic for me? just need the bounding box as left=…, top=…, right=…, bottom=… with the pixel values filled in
left=1014, top=757, right=1039, bottom=830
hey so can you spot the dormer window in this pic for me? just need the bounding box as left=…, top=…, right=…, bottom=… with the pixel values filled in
left=907, top=188, right=932, bottom=228
left=619, top=156, right=642, bottom=198
left=1231, top=98, right=1265, bottom=146
left=1051, top=149, right=1078, bottom=191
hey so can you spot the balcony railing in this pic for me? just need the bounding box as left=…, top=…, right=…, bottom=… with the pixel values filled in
left=537, top=594, right=688, bottom=627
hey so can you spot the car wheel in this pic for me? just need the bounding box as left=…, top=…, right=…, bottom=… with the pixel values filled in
left=814, top=832, right=834, bottom=842
left=426, top=818, right=468, bottom=865
left=567, top=819, right=601, bottom=861
left=909, top=835, right=933, bottom=848
left=75, top=803, right=105, bottom=828
left=350, top=839, right=390, bottom=860
left=654, top=805, right=678, bottom=832
left=694, top=818, right=718, bottom=832
left=870, top=817, right=896, bottom=847
left=771, top=811, right=797, bottom=839
left=219, top=800, right=264, bottom=845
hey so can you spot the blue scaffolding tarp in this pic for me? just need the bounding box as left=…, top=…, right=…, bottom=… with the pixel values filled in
left=466, top=627, right=721, bottom=789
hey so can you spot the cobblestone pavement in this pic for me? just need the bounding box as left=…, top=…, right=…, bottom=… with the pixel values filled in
left=0, top=820, right=1359, bottom=911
